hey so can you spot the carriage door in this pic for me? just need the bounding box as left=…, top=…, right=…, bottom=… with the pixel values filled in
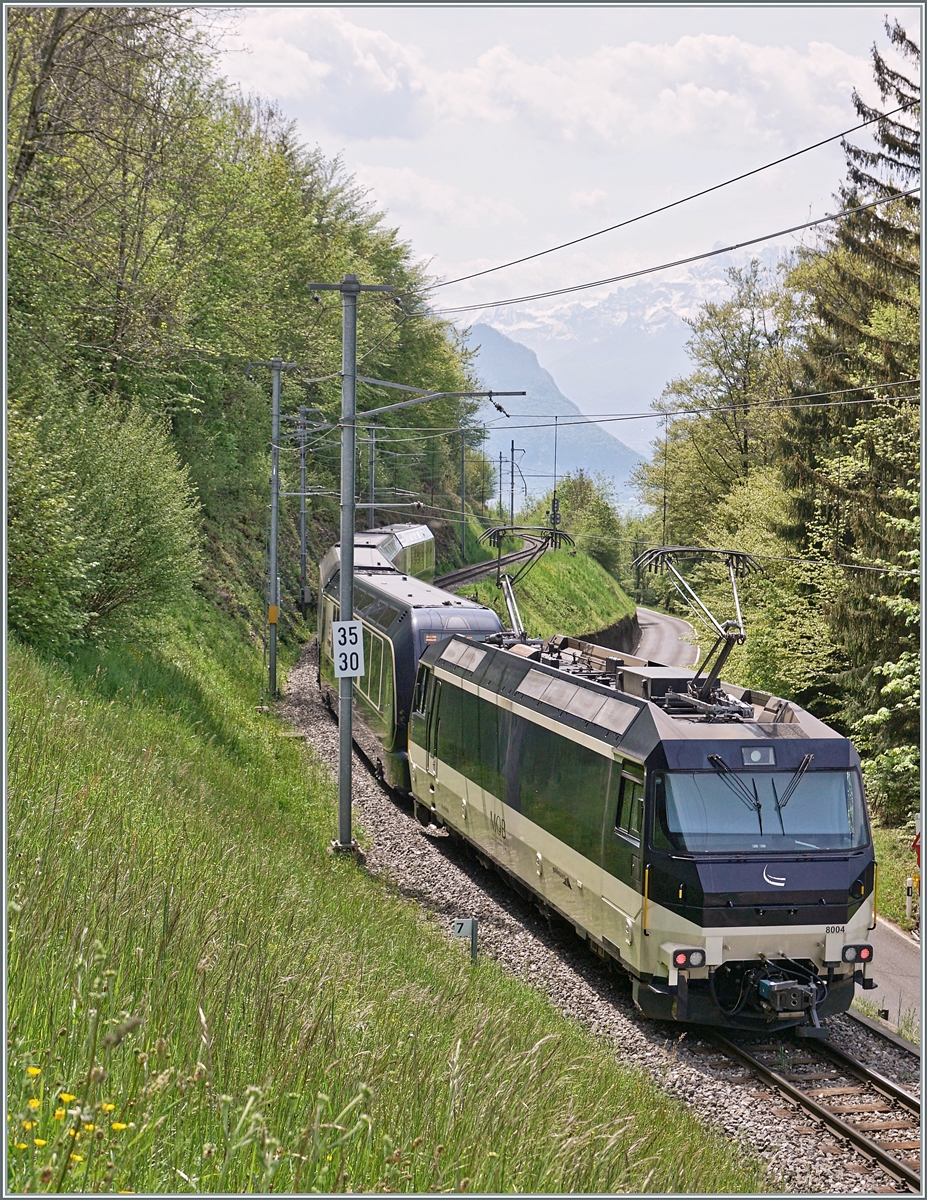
left=600, top=762, right=646, bottom=961
left=425, top=673, right=440, bottom=780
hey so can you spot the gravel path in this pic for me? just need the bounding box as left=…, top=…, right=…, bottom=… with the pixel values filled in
left=280, top=642, right=918, bottom=1195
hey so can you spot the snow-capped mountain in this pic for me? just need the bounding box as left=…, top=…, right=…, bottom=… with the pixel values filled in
left=473, top=247, right=784, bottom=455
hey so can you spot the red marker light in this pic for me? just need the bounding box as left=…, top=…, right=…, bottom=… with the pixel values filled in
left=859, top=946, right=872, bottom=961
left=674, top=951, right=688, bottom=966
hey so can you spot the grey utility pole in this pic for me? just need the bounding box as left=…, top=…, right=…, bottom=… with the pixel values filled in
left=510, top=440, right=515, bottom=528
left=460, top=429, right=466, bottom=561
left=247, top=356, right=301, bottom=697
left=308, top=275, right=392, bottom=852
left=299, top=405, right=308, bottom=619
left=368, top=422, right=376, bottom=530
left=510, top=441, right=525, bottom=527
left=269, top=359, right=281, bottom=693
left=310, top=270, right=523, bottom=853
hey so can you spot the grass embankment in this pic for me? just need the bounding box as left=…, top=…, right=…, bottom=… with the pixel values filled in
left=459, top=548, right=636, bottom=639
left=871, top=824, right=920, bottom=932
left=7, top=604, right=765, bottom=1194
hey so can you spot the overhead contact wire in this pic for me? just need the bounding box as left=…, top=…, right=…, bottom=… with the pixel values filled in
left=430, top=103, right=918, bottom=290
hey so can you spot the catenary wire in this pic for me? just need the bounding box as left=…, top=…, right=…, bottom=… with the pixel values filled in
left=431, top=103, right=918, bottom=290
left=423, top=189, right=919, bottom=315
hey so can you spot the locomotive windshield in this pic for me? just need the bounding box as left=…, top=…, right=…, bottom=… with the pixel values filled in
left=653, top=769, right=868, bottom=853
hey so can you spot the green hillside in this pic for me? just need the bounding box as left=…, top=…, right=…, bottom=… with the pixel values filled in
left=7, top=608, right=765, bottom=1195
left=459, top=549, right=637, bottom=640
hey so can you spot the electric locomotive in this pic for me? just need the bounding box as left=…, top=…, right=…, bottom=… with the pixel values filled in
left=408, top=632, right=875, bottom=1032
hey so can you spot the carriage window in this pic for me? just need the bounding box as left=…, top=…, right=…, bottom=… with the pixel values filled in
left=413, top=666, right=429, bottom=714
left=436, top=683, right=480, bottom=779
left=520, top=720, right=611, bottom=861
left=615, top=775, right=644, bottom=842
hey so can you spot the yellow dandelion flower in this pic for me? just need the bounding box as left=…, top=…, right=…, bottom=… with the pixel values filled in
left=28, top=1098, right=41, bottom=1110
left=111, top=1122, right=128, bottom=1132
left=22, top=1120, right=37, bottom=1130
left=14, top=1142, right=28, bottom=1150
left=34, top=1138, right=47, bottom=1147
left=101, top=1103, right=115, bottom=1112
left=67, top=1128, right=78, bottom=1138
left=54, top=1108, right=65, bottom=1120
left=70, top=1153, right=84, bottom=1163
left=26, top=1067, right=41, bottom=1077
left=59, top=1093, right=76, bottom=1103
left=83, top=1123, right=95, bottom=1132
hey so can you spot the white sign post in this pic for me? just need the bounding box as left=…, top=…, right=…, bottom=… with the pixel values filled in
left=332, top=620, right=365, bottom=679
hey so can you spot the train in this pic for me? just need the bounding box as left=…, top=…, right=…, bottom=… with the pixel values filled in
left=318, top=525, right=503, bottom=789
left=319, top=526, right=877, bottom=1033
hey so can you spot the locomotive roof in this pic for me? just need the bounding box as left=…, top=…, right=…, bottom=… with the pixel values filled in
left=422, top=635, right=856, bottom=773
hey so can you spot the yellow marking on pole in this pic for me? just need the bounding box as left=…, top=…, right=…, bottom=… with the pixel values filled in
left=268, top=605, right=279, bottom=624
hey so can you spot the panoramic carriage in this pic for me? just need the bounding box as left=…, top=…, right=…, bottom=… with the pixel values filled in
left=318, top=526, right=502, bottom=789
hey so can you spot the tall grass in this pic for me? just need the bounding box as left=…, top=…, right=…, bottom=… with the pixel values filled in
left=7, top=604, right=766, bottom=1193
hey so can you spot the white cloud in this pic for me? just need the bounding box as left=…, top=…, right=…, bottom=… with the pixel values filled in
left=355, top=164, right=524, bottom=230
left=220, top=13, right=878, bottom=151
left=569, top=188, right=608, bottom=209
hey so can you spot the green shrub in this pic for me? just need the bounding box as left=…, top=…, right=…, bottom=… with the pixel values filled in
left=7, top=398, right=201, bottom=647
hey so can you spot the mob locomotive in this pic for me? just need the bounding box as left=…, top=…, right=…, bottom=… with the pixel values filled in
left=321, top=529, right=877, bottom=1032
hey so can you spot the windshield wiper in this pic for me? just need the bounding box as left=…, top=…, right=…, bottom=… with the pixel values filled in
left=770, top=777, right=786, bottom=835
left=776, top=754, right=815, bottom=809
left=708, top=755, right=763, bottom=834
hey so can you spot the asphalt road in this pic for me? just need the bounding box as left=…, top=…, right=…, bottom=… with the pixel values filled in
left=635, top=606, right=699, bottom=667
left=866, top=918, right=921, bottom=1025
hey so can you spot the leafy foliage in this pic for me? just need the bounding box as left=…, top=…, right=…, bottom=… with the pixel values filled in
left=633, top=24, right=920, bottom=821
left=6, top=8, right=483, bottom=646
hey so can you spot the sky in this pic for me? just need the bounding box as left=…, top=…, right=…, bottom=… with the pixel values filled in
left=217, top=4, right=920, bottom=312
left=216, top=5, right=919, bottom=464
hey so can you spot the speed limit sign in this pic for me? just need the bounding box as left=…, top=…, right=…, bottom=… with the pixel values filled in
left=332, top=620, right=366, bottom=678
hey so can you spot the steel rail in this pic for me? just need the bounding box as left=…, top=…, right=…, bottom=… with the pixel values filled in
left=433, top=536, right=543, bottom=590
left=710, top=1033, right=921, bottom=1191
left=814, top=1039, right=920, bottom=1109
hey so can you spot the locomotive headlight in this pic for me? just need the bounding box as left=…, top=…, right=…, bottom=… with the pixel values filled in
left=672, top=948, right=705, bottom=969
left=842, top=943, right=873, bottom=963
left=688, top=949, right=706, bottom=968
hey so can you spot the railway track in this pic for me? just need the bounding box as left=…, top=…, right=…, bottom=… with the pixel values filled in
left=695, top=1031, right=920, bottom=1192
left=433, top=535, right=544, bottom=590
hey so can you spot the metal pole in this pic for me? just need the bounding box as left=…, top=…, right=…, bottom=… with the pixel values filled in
left=299, top=404, right=308, bottom=619
left=268, top=358, right=281, bottom=695
left=368, top=422, right=376, bottom=530
left=510, top=439, right=515, bottom=528
left=337, top=274, right=360, bottom=850
left=460, top=428, right=466, bottom=561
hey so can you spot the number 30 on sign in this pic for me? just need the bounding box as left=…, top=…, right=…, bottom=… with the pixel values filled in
left=332, top=620, right=366, bottom=678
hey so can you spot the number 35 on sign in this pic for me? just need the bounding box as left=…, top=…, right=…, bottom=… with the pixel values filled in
left=332, top=620, right=366, bottom=678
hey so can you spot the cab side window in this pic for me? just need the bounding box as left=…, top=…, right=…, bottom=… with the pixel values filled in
left=412, top=665, right=429, bottom=714
left=615, top=774, right=644, bottom=842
